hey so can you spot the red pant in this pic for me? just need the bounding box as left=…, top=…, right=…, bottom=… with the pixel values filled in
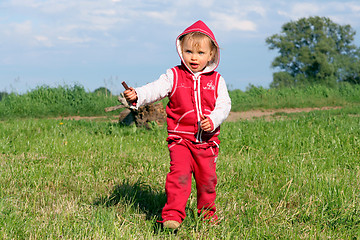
left=161, top=138, right=219, bottom=223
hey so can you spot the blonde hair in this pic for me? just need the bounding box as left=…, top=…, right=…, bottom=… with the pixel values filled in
left=179, top=32, right=218, bottom=61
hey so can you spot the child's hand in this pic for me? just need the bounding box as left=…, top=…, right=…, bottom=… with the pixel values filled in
left=123, top=87, right=138, bottom=103
left=200, top=115, right=214, bottom=132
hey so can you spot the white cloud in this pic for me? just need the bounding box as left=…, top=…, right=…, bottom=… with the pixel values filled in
left=57, top=36, right=92, bottom=44
left=8, top=0, right=39, bottom=8
left=12, top=20, right=33, bottom=35
left=210, top=12, right=257, bottom=32
left=348, top=3, right=360, bottom=12
left=34, top=35, right=53, bottom=47
left=277, top=2, right=320, bottom=19
left=93, top=9, right=117, bottom=16
left=333, top=2, right=360, bottom=27
left=292, top=2, right=320, bottom=16
left=250, top=5, right=267, bottom=17
left=9, top=0, right=73, bottom=13
left=238, top=3, right=267, bottom=18
left=277, top=1, right=360, bottom=25
left=144, top=10, right=177, bottom=23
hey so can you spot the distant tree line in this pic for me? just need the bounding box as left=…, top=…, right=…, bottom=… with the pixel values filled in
left=266, top=16, right=360, bottom=88
left=0, top=87, right=112, bottom=101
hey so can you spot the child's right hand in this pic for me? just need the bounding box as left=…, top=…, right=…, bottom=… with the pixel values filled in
left=200, top=114, right=214, bottom=132
left=123, top=87, right=138, bottom=103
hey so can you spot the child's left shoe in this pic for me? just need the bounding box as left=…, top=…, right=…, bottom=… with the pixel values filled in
left=163, top=220, right=181, bottom=229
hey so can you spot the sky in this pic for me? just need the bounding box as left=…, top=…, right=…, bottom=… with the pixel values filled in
left=1, top=0, right=360, bottom=94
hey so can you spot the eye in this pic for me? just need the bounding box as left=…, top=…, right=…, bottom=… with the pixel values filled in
left=186, top=50, right=192, bottom=54
left=199, top=51, right=205, bottom=55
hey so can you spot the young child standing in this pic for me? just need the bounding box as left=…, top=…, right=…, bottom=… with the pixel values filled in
left=124, top=20, right=231, bottom=229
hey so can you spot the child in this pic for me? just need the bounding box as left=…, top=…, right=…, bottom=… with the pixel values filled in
left=123, top=20, right=231, bottom=229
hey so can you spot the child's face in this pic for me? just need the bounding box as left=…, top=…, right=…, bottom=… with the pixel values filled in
left=181, top=37, right=213, bottom=73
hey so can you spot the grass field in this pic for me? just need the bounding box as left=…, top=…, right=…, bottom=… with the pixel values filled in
left=2, top=83, right=360, bottom=119
left=1, top=104, right=360, bottom=239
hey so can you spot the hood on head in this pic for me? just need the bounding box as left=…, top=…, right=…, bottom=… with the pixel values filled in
left=176, top=20, right=220, bottom=74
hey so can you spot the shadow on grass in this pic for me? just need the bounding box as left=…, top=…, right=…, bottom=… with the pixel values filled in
left=93, top=179, right=166, bottom=221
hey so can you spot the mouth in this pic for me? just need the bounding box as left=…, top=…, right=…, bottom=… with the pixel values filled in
left=190, top=63, right=199, bottom=69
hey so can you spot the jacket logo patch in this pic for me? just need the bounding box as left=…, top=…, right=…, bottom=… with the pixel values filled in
left=203, top=80, right=215, bottom=90
left=178, top=83, right=191, bottom=88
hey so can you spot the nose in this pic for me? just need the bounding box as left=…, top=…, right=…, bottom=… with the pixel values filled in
left=191, top=53, right=198, bottom=60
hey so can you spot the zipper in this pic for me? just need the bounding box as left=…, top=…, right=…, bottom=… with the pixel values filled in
left=193, top=75, right=203, bottom=142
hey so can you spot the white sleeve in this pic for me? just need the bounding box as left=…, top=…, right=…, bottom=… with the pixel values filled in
left=208, top=76, right=231, bottom=129
left=133, top=69, right=174, bottom=108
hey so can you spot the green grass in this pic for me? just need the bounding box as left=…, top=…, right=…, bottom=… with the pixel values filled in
left=230, top=83, right=360, bottom=111
left=1, top=105, right=360, bottom=238
left=0, top=85, right=119, bottom=120
left=2, top=83, right=360, bottom=119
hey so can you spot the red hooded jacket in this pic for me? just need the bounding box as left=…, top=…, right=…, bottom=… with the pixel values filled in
left=166, top=20, right=222, bottom=143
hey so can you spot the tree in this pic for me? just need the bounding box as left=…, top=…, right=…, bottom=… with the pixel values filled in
left=94, top=87, right=112, bottom=96
left=266, top=16, right=360, bottom=88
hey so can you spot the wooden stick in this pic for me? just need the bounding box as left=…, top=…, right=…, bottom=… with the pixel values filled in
left=104, top=105, right=126, bottom=112
left=121, top=81, right=130, bottom=90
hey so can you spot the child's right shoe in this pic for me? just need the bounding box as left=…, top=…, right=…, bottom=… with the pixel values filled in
left=163, top=220, right=181, bottom=229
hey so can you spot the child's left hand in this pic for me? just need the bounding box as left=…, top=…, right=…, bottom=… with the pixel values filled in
left=200, top=115, right=214, bottom=132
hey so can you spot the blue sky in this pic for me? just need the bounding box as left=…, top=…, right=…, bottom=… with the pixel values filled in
left=1, top=0, right=360, bottom=94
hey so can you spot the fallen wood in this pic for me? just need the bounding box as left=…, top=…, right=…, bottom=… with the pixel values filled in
left=105, top=95, right=166, bottom=128
left=118, top=108, right=135, bottom=126
left=104, top=105, right=126, bottom=112
left=104, top=95, right=129, bottom=112
left=134, top=102, right=166, bottom=128
left=117, top=95, right=129, bottom=107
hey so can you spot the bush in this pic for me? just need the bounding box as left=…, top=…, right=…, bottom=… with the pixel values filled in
left=0, top=85, right=119, bottom=119
left=229, top=84, right=360, bottom=112
left=94, top=87, right=112, bottom=96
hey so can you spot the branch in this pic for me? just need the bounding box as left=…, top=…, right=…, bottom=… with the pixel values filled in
left=104, top=105, right=126, bottom=112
